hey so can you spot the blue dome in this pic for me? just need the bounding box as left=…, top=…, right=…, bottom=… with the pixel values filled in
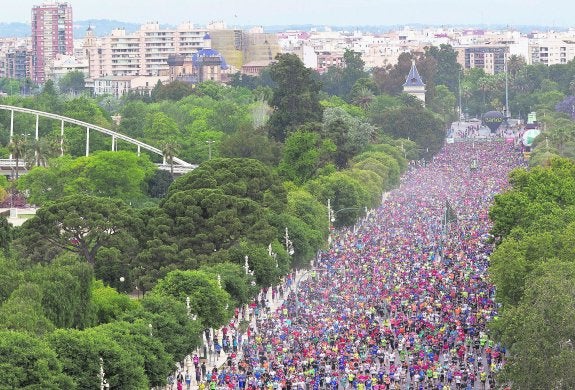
left=203, top=33, right=211, bottom=40
left=192, top=48, right=229, bottom=70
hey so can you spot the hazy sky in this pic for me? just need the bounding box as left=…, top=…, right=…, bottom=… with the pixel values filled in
left=2, top=0, right=574, bottom=28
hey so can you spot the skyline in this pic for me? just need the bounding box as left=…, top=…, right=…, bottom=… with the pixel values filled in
left=1, top=0, right=575, bottom=29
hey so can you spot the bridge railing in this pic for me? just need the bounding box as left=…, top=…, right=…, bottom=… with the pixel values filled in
left=0, top=104, right=194, bottom=167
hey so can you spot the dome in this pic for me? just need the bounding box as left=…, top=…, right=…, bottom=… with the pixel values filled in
left=192, top=48, right=229, bottom=70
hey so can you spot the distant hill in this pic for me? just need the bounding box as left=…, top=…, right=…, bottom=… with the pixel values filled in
left=0, top=23, right=30, bottom=37
left=0, top=20, right=568, bottom=39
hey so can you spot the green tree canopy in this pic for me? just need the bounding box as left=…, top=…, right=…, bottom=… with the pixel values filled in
left=278, top=129, right=335, bottom=184
left=268, top=53, right=323, bottom=142
left=153, top=269, right=231, bottom=329
left=0, top=330, right=73, bottom=389
left=58, top=70, right=86, bottom=95
left=14, top=194, right=137, bottom=265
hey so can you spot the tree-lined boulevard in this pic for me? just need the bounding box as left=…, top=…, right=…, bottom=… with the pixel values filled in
left=0, top=48, right=575, bottom=388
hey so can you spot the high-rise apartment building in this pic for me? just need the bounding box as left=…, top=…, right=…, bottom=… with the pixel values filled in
left=84, top=22, right=210, bottom=79
left=31, top=2, right=73, bottom=84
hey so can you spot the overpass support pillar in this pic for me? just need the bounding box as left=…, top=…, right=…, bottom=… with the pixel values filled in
left=9, top=110, right=13, bottom=159
left=86, top=127, right=90, bottom=156
left=60, top=120, right=65, bottom=156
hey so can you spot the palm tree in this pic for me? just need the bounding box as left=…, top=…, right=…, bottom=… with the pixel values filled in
left=7, top=134, right=27, bottom=180
left=161, top=140, right=180, bottom=177
left=352, top=87, right=375, bottom=110
left=25, top=138, right=52, bottom=168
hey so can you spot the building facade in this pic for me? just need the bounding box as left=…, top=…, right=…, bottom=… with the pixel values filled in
left=84, top=22, right=210, bottom=79
left=31, top=2, right=73, bottom=84
left=455, top=45, right=509, bottom=75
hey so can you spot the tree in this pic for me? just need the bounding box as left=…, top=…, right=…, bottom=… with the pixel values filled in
left=7, top=134, right=26, bottom=179
left=146, top=169, right=174, bottom=199
left=47, top=327, right=148, bottom=389
left=495, top=261, right=575, bottom=389
left=285, top=187, right=329, bottom=244
left=372, top=52, right=413, bottom=95
left=26, top=259, right=96, bottom=329
left=167, top=157, right=287, bottom=213
left=555, top=95, right=575, bottom=120
left=199, top=262, right=256, bottom=307
left=507, top=54, right=527, bottom=78
left=143, top=111, right=181, bottom=146
left=152, top=80, right=195, bottom=102
left=0, top=330, right=73, bottom=388
left=350, top=85, right=376, bottom=110
left=91, top=280, right=139, bottom=325
left=96, top=321, right=174, bottom=388
left=0, top=258, right=22, bottom=305
left=424, top=44, right=461, bottom=94
left=24, top=137, right=54, bottom=168
left=321, top=49, right=369, bottom=100
left=322, top=107, right=376, bottom=168
left=428, top=84, right=457, bottom=127
left=160, top=140, right=180, bottom=177
left=153, top=269, right=231, bottom=329
left=160, top=188, right=276, bottom=257
left=546, top=118, right=575, bottom=155
left=18, top=152, right=156, bottom=205
left=130, top=292, right=202, bottom=362
left=351, top=150, right=403, bottom=190
left=15, top=194, right=136, bottom=265
left=0, top=215, right=12, bottom=252
left=268, top=53, right=323, bottom=142
left=305, top=172, right=370, bottom=227
left=219, top=126, right=281, bottom=166
left=278, top=129, right=335, bottom=184
left=0, top=282, right=55, bottom=336
left=371, top=106, right=445, bottom=158
left=58, top=70, right=86, bottom=95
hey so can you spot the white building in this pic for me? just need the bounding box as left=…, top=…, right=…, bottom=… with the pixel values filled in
left=83, top=22, right=209, bottom=79
left=92, top=75, right=168, bottom=98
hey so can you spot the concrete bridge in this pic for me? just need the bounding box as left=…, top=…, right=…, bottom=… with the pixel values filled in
left=0, top=104, right=196, bottom=176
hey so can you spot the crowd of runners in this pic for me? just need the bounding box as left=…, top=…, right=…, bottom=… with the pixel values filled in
left=173, top=140, right=524, bottom=390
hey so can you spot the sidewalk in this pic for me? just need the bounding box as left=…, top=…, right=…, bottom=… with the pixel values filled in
left=164, top=270, right=307, bottom=390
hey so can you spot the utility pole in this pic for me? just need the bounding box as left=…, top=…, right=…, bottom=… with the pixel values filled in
left=504, top=53, right=510, bottom=119
left=458, top=69, right=462, bottom=120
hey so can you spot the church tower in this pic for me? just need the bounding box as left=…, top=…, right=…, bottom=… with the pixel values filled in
left=403, top=61, right=426, bottom=105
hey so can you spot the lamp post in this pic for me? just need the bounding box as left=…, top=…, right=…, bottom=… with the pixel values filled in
left=327, top=199, right=334, bottom=245
left=284, top=227, right=294, bottom=256
left=206, top=140, right=215, bottom=160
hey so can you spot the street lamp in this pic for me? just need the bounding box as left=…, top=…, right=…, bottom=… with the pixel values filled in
left=327, top=199, right=335, bottom=245
left=284, top=227, right=294, bottom=256
left=206, top=140, right=215, bottom=160
left=148, top=323, right=153, bottom=337
left=268, top=243, right=278, bottom=268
